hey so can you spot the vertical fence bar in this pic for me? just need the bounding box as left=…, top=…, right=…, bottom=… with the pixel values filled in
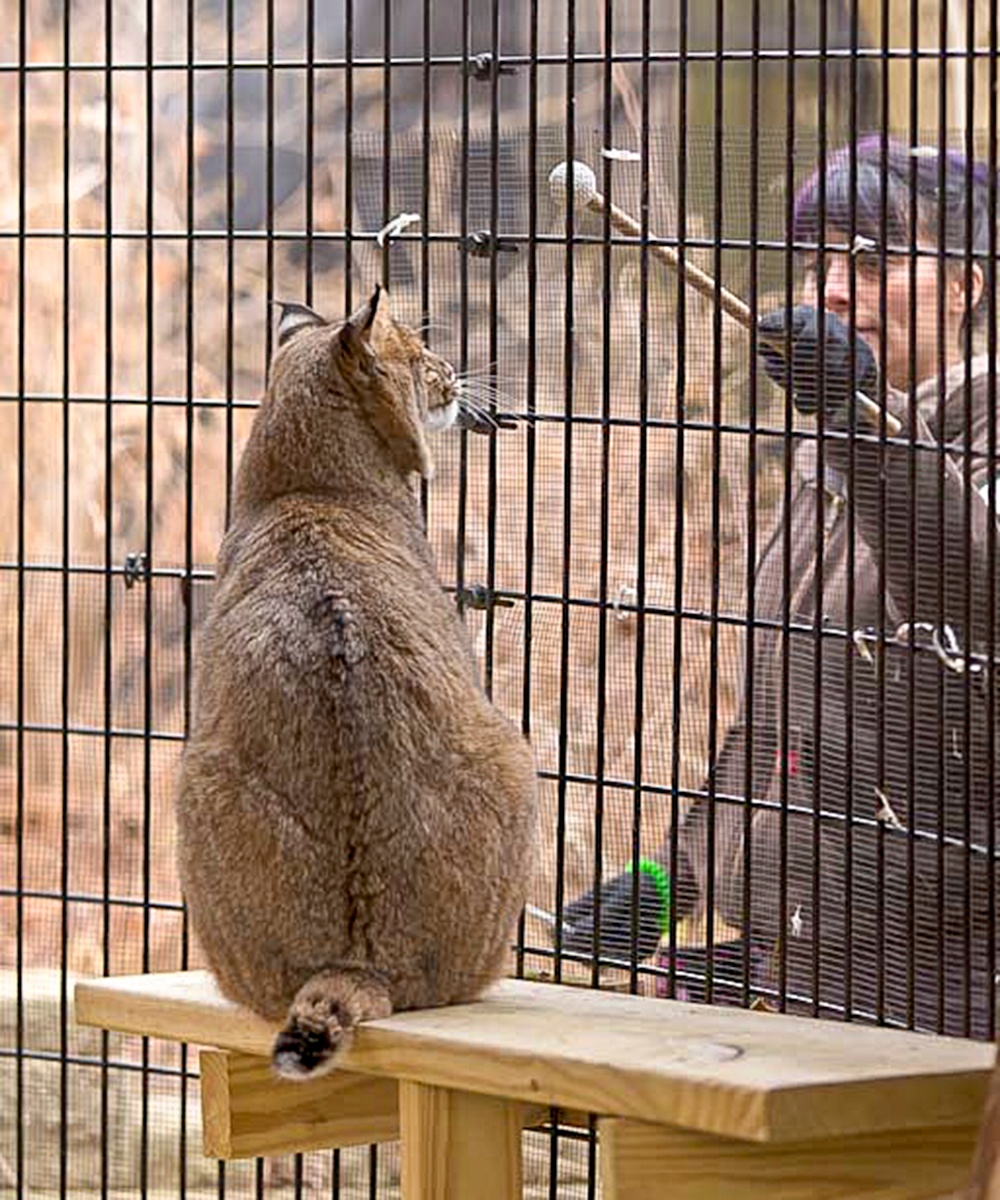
left=741, top=0, right=762, bottom=1014
left=343, top=0, right=354, bottom=313
left=777, top=0, right=797, bottom=1013
left=59, top=0, right=73, bottom=1188
left=454, top=0, right=470, bottom=625
left=100, top=0, right=115, bottom=1190
left=144, top=0, right=157, bottom=995
left=702, top=0, right=724, bottom=1006
left=897, top=0, right=921, bottom=1036
left=844, top=0, right=861, bottom=1026
left=419, top=0, right=431, bottom=333
left=224, top=0, right=235, bottom=522
left=934, top=0, right=948, bottom=1034
left=626, top=0, right=652, bottom=998
left=904, top=0, right=919, bottom=1033
left=57, top=2, right=73, bottom=1200
left=961, top=0, right=976, bottom=1037
left=589, top=0, right=615, bottom=987
left=872, top=0, right=888, bottom=1030
left=667, top=0, right=689, bottom=1005
left=178, top=0, right=197, bottom=1188
left=264, top=0, right=275, bottom=360
left=141, top=0, right=156, bottom=1192
left=483, top=0, right=501, bottom=697
left=810, top=0, right=829, bottom=1023
left=380, top=0, right=392, bottom=287
left=515, top=0, right=539, bottom=983
left=14, top=0, right=26, bottom=1191
left=553, top=0, right=577, bottom=985
left=304, top=0, right=316, bottom=302
left=986, top=0, right=998, bottom=1044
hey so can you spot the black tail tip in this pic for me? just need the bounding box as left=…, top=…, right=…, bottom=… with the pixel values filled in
left=272, top=1021, right=339, bottom=1080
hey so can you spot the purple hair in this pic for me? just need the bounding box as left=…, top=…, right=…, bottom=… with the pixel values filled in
left=792, top=135, right=992, bottom=329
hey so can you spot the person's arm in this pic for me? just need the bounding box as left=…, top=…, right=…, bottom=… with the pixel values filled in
left=833, top=394, right=998, bottom=654
left=759, top=306, right=1000, bottom=657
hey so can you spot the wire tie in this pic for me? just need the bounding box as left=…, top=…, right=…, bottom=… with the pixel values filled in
left=875, top=787, right=904, bottom=830
left=601, top=147, right=641, bottom=162
left=467, top=52, right=517, bottom=80
left=123, top=551, right=149, bottom=589
left=852, top=628, right=875, bottom=664
left=932, top=623, right=967, bottom=674
left=612, top=583, right=638, bottom=621
left=375, top=212, right=420, bottom=248
left=455, top=583, right=514, bottom=613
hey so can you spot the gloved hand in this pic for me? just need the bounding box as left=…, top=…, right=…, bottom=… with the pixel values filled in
left=562, top=864, right=668, bottom=962
left=757, top=306, right=879, bottom=427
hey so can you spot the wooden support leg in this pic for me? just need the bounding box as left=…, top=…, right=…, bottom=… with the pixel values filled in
left=399, top=1081, right=524, bottom=1200
left=599, top=1117, right=979, bottom=1200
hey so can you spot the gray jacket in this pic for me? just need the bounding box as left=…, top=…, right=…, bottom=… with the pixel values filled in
left=677, top=357, right=1000, bottom=1036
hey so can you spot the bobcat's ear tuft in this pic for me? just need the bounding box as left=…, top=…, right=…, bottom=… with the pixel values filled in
left=343, top=285, right=387, bottom=344
left=361, top=283, right=382, bottom=332
left=274, top=301, right=326, bottom=347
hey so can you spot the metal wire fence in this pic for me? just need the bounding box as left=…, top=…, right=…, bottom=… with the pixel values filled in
left=3, top=0, right=999, bottom=1195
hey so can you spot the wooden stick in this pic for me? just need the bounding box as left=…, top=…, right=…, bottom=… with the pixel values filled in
left=552, top=161, right=902, bottom=437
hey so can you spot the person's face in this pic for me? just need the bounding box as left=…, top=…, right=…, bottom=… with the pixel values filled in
left=801, top=226, right=983, bottom=390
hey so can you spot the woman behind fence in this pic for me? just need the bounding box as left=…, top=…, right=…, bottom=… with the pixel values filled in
left=565, top=136, right=1000, bottom=1038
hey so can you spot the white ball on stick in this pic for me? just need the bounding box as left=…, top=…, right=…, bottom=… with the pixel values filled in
left=548, top=160, right=599, bottom=211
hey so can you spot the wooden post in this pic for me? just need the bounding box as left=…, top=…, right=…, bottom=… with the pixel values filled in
left=600, top=1117, right=979, bottom=1200
left=399, top=1081, right=524, bottom=1200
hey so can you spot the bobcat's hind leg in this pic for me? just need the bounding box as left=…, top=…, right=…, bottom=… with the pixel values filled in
left=272, top=966, right=393, bottom=1080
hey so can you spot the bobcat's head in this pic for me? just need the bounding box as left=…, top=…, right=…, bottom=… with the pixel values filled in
left=261, top=286, right=460, bottom=490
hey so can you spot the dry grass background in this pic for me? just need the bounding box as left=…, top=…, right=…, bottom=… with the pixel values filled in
left=0, top=1, right=792, bottom=1193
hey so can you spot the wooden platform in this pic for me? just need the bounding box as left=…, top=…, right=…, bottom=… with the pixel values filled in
left=76, top=970, right=995, bottom=1198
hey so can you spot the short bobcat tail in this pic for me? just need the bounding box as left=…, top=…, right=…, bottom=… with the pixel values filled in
left=272, top=967, right=393, bottom=1080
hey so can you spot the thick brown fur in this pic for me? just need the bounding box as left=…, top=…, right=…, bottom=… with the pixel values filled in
left=175, top=289, right=538, bottom=1079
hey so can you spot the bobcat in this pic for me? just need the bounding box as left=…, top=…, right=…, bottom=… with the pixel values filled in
left=176, top=286, right=538, bottom=1079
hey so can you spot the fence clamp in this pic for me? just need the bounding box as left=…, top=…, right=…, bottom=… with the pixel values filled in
left=123, top=551, right=149, bottom=589
left=454, top=584, right=514, bottom=614
left=461, top=231, right=520, bottom=258
left=467, top=52, right=518, bottom=81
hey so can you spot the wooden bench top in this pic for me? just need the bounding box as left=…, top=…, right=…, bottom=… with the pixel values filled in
left=75, top=969, right=994, bottom=1146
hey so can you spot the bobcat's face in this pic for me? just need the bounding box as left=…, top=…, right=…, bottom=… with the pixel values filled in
left=381, top=318, right=460, bottom=435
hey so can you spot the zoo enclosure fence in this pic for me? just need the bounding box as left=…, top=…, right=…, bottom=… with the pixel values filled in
left=2, top=0, right=998, bottom=1196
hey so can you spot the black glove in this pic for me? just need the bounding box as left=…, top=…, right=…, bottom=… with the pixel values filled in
left=757, top=306, right=878, bottom=426
left=562, top=868, right=666, bottom=962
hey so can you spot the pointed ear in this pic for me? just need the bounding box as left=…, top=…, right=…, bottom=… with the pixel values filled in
left=335, top=285, right=388, bottom=365
left=346, top=284, right=387, bottom=338
left=274, top=301, right=326, bottom=347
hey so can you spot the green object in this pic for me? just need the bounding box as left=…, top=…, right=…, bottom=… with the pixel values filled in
left=626, top=858, right=671, bottom=933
